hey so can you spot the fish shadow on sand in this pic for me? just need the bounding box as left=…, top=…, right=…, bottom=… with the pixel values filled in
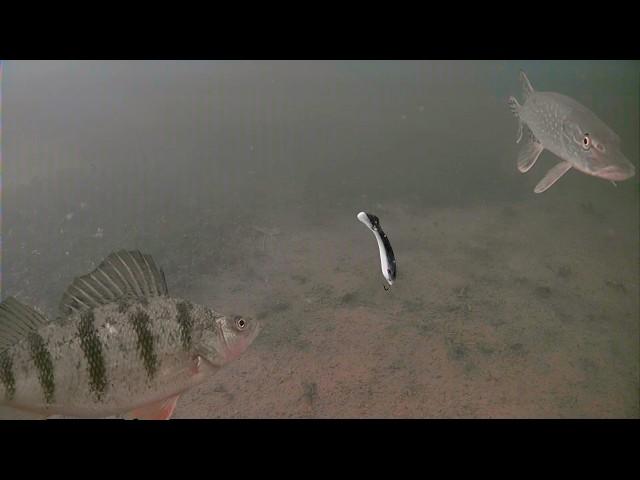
left=534, top=285, right=553, bottom=299
left=300, top=381, right=318, bottom=407
left=256, top=300, right=291, bottom=320
left=339, top=291, right=359, bottom=306
left=251, top=225, right=281, bottom=253
left=290, top=274, right=308, bottom=285
left=604, top=280, right=628, bottom=295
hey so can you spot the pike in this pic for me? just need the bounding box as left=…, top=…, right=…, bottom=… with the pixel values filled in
left=0, top=250, right=260, bottom=419
left=508, top=70, right=635, bottom=193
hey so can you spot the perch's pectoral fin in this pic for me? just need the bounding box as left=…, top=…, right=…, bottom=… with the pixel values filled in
left=127, top=394, right=181, bottom=420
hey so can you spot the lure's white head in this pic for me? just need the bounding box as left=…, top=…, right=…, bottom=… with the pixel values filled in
left=356, top=211, right=395, bottom=287
left=357, top=211, right=371, bottom=228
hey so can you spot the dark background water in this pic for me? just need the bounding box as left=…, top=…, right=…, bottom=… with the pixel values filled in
left=5, top=61, right=638, bottom=202
left=1, top=61, right=638, bottom=418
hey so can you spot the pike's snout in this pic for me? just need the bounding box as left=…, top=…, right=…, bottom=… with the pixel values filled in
left=599, top=161, right=636, bottom=181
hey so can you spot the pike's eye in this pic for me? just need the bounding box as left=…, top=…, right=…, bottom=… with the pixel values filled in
left=582, top=133, right=591, bottom=150
left=235, top=318, right=246, bottom=330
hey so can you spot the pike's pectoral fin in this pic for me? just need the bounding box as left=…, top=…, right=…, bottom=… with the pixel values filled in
left=534, top=161, right=572, bottom=194
left=517, top=132, right=544, bottom=173
left=127, top=394, right=181, bottom=420
left=516, top=121, right=523, bottom=144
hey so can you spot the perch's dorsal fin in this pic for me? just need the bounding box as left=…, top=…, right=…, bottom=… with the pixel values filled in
left=0, top=297, right=49, bottom=351
left=59, top=250, right=169, bottom=318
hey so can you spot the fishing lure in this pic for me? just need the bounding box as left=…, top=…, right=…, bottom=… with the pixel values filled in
left=357, top=212, right=397, bottom=288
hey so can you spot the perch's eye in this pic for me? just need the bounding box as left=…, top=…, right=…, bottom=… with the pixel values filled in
left=582, top=133, right=591, bottom=150
left=235, top=318, right=246, bottom=330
